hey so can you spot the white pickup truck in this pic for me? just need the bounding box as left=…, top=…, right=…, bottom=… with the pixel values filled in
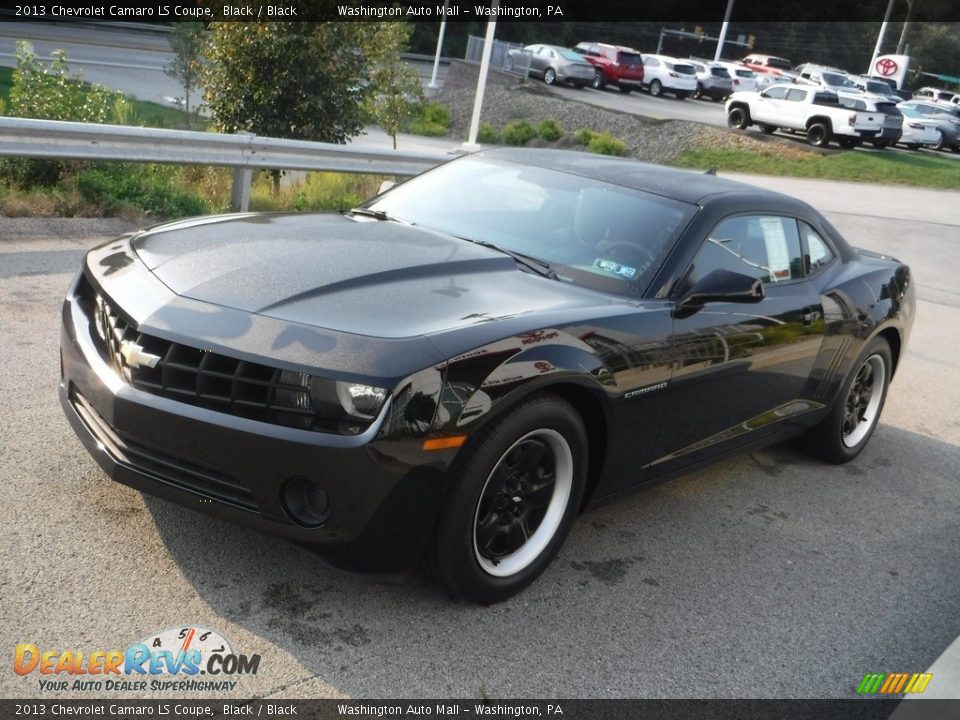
left=725, top=84, right=885, bottom=148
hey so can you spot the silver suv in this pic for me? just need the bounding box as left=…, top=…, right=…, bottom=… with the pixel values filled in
left=687, top=60, right=733, bottom=101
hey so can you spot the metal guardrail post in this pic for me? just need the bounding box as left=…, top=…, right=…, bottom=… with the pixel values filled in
left=231, top=167, right=253, bottom=212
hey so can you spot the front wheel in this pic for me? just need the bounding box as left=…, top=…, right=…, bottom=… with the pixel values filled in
left=426, top=394, right=589, bottom=604
left=803, top=336, right=892, bottom=464
left=727, top=106, right=750, bottom=130
left=806, top=122, right=831, bottom=148
left=592, top=70, right=605, bottom=90
left=543, top=68, right=557, bottom=85
left=649, top=79, right=664, bottom=97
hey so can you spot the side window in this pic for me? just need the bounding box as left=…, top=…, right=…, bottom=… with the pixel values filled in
left=763, top=86, right=789, bottom=100
left=785, top=88, right=807, bottom=102
left=687, top=215, right=804, bottom=288
left=799, top=221, right=835, bottom=274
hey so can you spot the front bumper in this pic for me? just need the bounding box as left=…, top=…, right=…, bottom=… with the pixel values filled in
left=59, top=270, right=451, bottom=576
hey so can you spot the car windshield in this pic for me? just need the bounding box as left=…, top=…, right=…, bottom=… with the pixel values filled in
left=823, top=72, right=857, bottom=89
left=559, top=48, right=585, bottom=62
left=364, top=157, right=697, bottom=297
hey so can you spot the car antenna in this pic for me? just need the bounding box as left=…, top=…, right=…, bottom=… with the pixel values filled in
left=704, top=168, right=717, bottom=175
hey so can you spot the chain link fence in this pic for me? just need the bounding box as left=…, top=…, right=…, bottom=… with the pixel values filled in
left=465, top=35, right=532, bottom=79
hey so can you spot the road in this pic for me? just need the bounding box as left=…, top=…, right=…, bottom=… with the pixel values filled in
left=1, top=176, right=958, bottom=700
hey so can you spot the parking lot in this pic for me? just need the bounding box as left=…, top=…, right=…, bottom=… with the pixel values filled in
left=1, top=174, right=958, bottom=699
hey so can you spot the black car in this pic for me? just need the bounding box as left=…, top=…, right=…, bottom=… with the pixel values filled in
left=60, top=149, right=914, bottom=604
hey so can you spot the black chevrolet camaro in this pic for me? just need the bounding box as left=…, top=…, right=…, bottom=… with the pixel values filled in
left=60, top=149, right=914, bottom=603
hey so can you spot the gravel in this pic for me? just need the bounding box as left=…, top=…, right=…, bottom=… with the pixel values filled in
left=441, top=83, right=816, bottom=164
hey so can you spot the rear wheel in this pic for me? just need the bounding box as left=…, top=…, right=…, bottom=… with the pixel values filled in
left=727, top=106, right=750, bottom=130
left=426, top=394, right=588, bottom=604
left=804, top=336, right=892, bottom=464
left=649, top=79, right=664, bottom=97
left=806, top=122, right=831, bottom=148
left=543, top=68, right=557, bottom=85
left=592, top=70, right=605, bottom=90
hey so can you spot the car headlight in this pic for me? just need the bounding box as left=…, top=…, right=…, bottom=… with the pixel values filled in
left=277, top=370, right=388, bottom=426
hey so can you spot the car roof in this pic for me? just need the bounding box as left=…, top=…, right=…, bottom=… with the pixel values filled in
left=472, top=148, right=787, bottom=205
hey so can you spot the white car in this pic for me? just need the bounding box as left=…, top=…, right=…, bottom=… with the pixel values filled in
left=714, top=61, right=760, bottom=93
left=794, top=64, right=862, bottom=94
left=897, top=105, right=943, bottom=149
left=912, top=86, right=958, bottom=105
left=640, top=54, right=697, bottom=99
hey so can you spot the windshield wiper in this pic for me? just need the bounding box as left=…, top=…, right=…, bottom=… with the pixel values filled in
left=465, top=239, right=559, bottom=280
left=346, top=207, right=396, bottom=222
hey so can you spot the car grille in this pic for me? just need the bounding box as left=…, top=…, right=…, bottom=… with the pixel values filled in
left=71, top=389, right=259, bottom=512
left=80, top=274, right=339, bottom=433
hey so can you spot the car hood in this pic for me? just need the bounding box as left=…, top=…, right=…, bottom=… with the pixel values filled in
left=131, top=213, right=614, bottom=340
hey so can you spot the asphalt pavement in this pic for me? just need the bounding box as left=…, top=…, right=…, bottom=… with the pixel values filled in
left=1, top=174, right=958, bottom=700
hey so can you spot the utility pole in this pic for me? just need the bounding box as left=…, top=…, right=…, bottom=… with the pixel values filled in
left=428, top=0, right=449, bottom=90
left=463, top=3, right=498, bottom=150
left=713, top=0, right=735, bottom=62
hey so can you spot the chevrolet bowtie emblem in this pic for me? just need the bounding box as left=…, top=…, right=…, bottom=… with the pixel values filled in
left=119, top=340, right=161, bottom=369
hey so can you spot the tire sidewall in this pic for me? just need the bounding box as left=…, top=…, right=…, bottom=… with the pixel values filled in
left=431, top=395, right=589, bottom=604
left=650, top=80, right=663, bottom=96
left=825, top=336, right=893, bottom=462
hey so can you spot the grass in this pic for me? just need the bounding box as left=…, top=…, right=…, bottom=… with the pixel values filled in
left=0, top=65, right=202, bottom=129
left=674, top=146, right=960, bottom=189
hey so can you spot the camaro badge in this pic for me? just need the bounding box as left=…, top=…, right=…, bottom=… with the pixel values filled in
left=119, top=340, right=161, bottom=369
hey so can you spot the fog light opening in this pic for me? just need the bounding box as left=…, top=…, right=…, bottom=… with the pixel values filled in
left=282, top=477, right=331, bottom=528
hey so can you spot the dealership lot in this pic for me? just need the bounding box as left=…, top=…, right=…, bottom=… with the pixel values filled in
left=1, top=175, right=959, bottom=699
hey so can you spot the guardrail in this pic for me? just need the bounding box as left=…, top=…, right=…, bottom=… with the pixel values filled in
left=0, top=117, right=452, bottom=211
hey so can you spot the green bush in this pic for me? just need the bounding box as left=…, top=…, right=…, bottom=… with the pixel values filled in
left=587, top=132, right=627, bottom=157
left=574, top=128, right=598, bottom=146
left=502, top=120, right=537, bottom=146
left=476, top=123, right=499, bottom=144
left=406, top=101, right=451, bottom=137
left=537, top=119, right=564, bottom=142
left=75, top=164, right=207, bottom=218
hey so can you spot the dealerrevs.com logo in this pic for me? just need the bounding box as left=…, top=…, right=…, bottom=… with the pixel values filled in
left=14, top=626, right=261, bottom=692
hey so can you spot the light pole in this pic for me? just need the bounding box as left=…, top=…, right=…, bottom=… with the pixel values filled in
left=428, top=0, right=449, bottom=90
left=713, top=0, right=735, bottom=63
left=869, top=0, right=897, bottom=72
left=463, top=4, right=498, bottom=150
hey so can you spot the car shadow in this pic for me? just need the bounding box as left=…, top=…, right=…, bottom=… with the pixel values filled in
left=141, top=424, right=960, bottom=698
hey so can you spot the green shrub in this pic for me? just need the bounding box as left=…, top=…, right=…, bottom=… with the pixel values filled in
left=502, top=120, right=537, bottom=146
left=75, top=164, right=207, bottom=218
left=587, top=132, right=627, bottom=157
left=574, top=128, right=598, bottom=146
left=406, top=101, right=451, bottom=137
left=537, top=119, right=564, bottom=142
left=476, top=123, right=499, bottom=144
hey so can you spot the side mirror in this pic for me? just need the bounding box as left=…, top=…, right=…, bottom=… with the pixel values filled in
left=675, top=269, right=765, bottom=318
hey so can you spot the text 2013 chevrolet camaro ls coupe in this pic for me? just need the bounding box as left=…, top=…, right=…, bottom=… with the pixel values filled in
left=60, top=149, right=914, bottom=603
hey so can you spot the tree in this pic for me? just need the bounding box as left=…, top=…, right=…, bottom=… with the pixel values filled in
left=365, top=24, right=424, bottom=149
left=164, top=22, right=206, bottom=128
left=203, top=22, right=409, bottom=143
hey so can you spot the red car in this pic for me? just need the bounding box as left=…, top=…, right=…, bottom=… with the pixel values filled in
left=572, top=42, right=644, bottom=93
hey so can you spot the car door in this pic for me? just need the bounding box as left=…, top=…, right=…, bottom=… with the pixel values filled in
left=525, top=45, right=546, bottom=76
left=751, top=85, right=790, bottom=124
left=651, top=213, right=826, bottom=471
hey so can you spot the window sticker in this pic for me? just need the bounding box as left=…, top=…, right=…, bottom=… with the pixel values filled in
left=758, top=218, right=792, bottom=281
left=593, top=258, right=638, bottom=279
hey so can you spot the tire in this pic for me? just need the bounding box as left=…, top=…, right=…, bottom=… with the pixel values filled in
left=592, top=70, right=605, bottom=90
left=649, top=79, right=664, bottom=97
left=426, top=394, right=588, bottom=604
left=693, top=83, right=703, bottom=100
left=543, top=68, right=557, bottom=86
left=806, top=122, right=831, bottom=148
left=759, top=124, right=776, bottom=135
left=619, top=84, right=633, bottom=94
left=803, top=336, right=892, bottom=464
left=933, top=133, right=945, bottom=151
left=727, top=106, right=750, bottom=130
left=837, top=137, right=860, bottom=149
